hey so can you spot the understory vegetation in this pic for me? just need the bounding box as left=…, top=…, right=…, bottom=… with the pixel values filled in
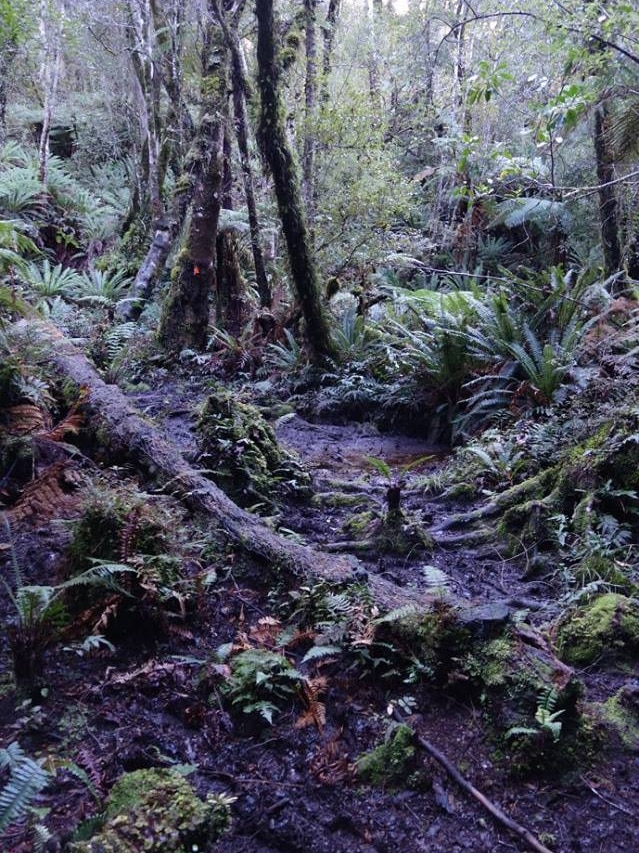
left=1, top=1, right=639, bottom=851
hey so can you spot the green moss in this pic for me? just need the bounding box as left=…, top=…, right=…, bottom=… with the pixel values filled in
left=556, top=593, right=639, bottom=666
left=68, top=768, right=232, bottom=852
left=196, top=389, right=311, bottom=508
left=342, top=509, right=377, bottom=536
left=356, top=724, right=421, bottom=788
left=574, top=555, right=636, bottom=593
left=599, top=684, right=639, bottom=749
left=201, top=73, right=223, bottom=98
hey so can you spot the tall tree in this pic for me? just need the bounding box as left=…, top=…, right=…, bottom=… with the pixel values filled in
left=38, top=0, right=65, bottom=183
left=256, top=0, right=336, bottom=363
left=213, top=0, right=271, bottom=308
left=593, top=99, right=622, bottom=281
left=157, top=9, right=228, bottom=352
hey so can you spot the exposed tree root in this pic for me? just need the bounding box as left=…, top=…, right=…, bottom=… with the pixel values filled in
left=437, top=468, right=559, bottom=531
left=393, top=709, right=555, bottom=853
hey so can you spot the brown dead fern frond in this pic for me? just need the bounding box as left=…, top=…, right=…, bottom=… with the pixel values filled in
left=296, top=676, right=327, bottom=732
left=119, top=506, right=141, bottom=564
left=8, top=462, right=85, bottom=523
left=5, top=403, right=51, bottom=436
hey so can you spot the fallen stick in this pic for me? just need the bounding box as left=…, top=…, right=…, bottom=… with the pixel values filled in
left=393, top=709, right=555, bottom=853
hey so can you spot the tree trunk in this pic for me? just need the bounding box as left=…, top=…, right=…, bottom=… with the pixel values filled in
left=38, top=0, right=64, bottom=184
left=256, top=0, right=336, bottom=363
left=157, top=17, right=228, bottom=352
left=594, top=102, right=623, bottom=284
left=127, top=0, right=164, bottom=226
left=302, top=0, right=317, bottom=234
left=213, top=0, right=272, bottom=308
left=0, top=40, right=17, bottom=147
left=215, top=128, right=246, bottom=336
left=320, top=0, right=340, bottom=103
left=12, top=318, right=426, bottom=612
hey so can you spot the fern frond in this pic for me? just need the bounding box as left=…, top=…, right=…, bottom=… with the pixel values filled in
left=0, top=745, right=50, bottom=832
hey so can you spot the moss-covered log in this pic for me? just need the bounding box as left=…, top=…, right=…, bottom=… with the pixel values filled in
left=12, top=318, right=425, bottom=611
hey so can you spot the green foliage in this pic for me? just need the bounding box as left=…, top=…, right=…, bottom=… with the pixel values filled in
left=506, top=687, right=565, bottom=743
left=67, top=768, right=233, bottom=852
left=0, top=742, right=50, bottom=833
left=71, top=268, right=132, bottom=306
left=19, top=260, right=83, bottom=301
left=219, top=648, right=304, bottom=724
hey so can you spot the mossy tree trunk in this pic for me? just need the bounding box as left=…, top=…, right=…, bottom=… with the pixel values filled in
left=215, top=128, right=245, bottom=336
left=256, top=0, right=336, bottom=364
left=594, top=101, right=623, bottom=286
left=302, top=0, right=317, bottom=236
left=213, top=0, right=272, bottom=309
left=157, top=14, right=228, bottom=353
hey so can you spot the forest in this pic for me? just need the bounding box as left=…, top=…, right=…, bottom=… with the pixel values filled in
left=0, top=0, right=638, bottom=850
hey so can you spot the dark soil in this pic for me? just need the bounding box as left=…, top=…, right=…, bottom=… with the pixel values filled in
left=1, top=376, right=638, bottom=853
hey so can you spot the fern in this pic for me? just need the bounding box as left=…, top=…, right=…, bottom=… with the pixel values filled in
left=301, top=644, right=342, bottom=663
left=374, top=604, right=422, bottom=625
left=0, top=743, right=50, bottom=832
left=490, top=197, right=572, bottom=232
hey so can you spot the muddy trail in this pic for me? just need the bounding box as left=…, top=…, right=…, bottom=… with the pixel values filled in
left=0, top=373, right=638, bottom=853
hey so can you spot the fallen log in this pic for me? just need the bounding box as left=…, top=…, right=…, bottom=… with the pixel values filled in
left=12, top=319, right=423, bottom=610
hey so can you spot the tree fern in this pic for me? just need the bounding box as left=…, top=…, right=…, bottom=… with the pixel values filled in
left=490, top=197, right=572, bottom=233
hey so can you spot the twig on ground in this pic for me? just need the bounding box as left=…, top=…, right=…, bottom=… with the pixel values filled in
left=393, top=709, right=555, bottom=853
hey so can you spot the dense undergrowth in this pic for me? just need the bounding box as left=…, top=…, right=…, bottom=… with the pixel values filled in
left=1, top=136, right=639, bottom=850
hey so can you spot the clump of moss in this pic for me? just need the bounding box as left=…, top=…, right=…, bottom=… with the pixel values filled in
left=341, top=508, right=433, bottom=555
left=555, top=593, right=639, bottom=667
left=68, top=768, right=232, bottom=852
left=65, top=487, right=172, bottom=576
left=196, top=389, right=311, bottom=508
left=356, top=724, right=424, bottom=788
left=598, top=682, right=639, bottom=749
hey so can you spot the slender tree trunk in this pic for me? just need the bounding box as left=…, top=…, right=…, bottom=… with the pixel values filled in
left=454, top=0, right=472, bottom=135
left=367, top=0, right=383, bottom=116
left=320, top=0, right=340, bottom=103
left=157, top=17, right=228, bottom=352
left=594, top=102, right=622, bottom=283
left=256, top=0, right=336, bottom=363
left=0, top=40, right=17, bottom=147
left=127, top=0, right=164, bottom=226
left=213, top=0, right=271, bottom=308
left=38, top=0, right=64, bottom=184
left=302, top=0, right=317, bottom=234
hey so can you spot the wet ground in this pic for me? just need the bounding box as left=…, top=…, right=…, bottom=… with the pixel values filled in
left=1, top=377, right=638, bottom=852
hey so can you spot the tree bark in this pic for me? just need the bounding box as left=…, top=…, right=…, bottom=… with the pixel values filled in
left=302, top=0, right=317, bottom=234
left=38, top=0, right=64, bottom=184
left=320, top=0, right=340, bottom=103
left=12, top=318, right=426, bottom=612
left=0, top=40, right=17, bottom=147
left=157, top=15, right=228, bottom=352
left=256, top=0, right=336, bottom=363
left=213, top=0, right=272, bottom=308
left=594, top=102, right=623, bottom=284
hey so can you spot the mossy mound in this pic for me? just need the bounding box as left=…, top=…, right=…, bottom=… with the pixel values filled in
left=342, top=508, right=433, bottom=555
left=68, top=768, right=232, bottom=852
left=356, top=723, right=425, bottom=789
left=196, top=389, right=311, bottom=508
left=598, top=682, right=639, bottom=750
left=555, top=593, right=639, bottom=667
